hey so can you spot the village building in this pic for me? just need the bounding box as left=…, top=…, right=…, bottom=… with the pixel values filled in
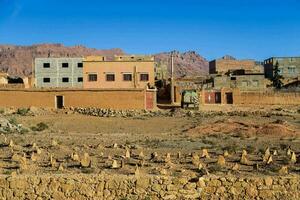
left=209, top=55, right=263, bottom=75
left=83, top=55, right=155, bottom=89
left=34, top=58, right=84, bottom=88
left=154, top=63, right=169, bottom=81
left=209, top=56, right=266, bottom=91
left=264, top=57, right=300, bottom=87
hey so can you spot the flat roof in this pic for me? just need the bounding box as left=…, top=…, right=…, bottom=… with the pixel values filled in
left=264, top=57, right=300, bottom=61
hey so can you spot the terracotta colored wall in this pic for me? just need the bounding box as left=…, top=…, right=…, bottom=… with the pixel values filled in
left=210, top=59, right=260, bottom=74
left=83, top=61, right=155, bottom=89
left=235, top=91, right=300, bottom=105
left=0, top=89, right=148, bottom=110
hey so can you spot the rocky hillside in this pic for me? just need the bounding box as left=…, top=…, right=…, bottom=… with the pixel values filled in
left=0, top=44, right=209, bottom=78
left=0, top=44, right=124, bottom=77
left=154, top=51, right=209, bottom=78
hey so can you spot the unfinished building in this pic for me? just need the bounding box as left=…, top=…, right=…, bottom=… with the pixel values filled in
left=209, top=56, right=266, bottom=91
left=34, top=58, right=84, bottom=88
left=264, top=57, right=300, bottom=87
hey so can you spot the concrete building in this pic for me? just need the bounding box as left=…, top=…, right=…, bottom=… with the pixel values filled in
left=213, top=73, right=266, bottom=91
left=209, top=56, right=263, bottom=75
left=83, top=55, right=155, bottom=89
left=264, top=57, right=300, bottom=80
left=34, top=58, right=83, bottom=88
left=155, top=63, right=169, bottom=80
left=209, top=56, right=266, bottom=91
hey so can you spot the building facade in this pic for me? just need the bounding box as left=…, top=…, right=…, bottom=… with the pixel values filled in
left=83, top=55, right=155, bottom=89
left=264, top=57, right=300, bottom=80
left=213, top=74, right=266, bottom=91
left=209, top=56, right=263, bottom=75
left=155, top=63, right=169, bottom=80
left=34, top=58, right=83, bottom=88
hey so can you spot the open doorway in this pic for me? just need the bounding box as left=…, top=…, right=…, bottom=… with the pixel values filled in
left=56, top=96, right=64, bottom=109
left=225, top=92, right=233, bottom=104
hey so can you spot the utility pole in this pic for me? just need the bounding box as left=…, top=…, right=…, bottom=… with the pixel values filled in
left=170, top=51, right=175, bottom=105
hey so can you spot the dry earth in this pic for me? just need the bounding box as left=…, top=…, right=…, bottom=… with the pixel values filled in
left=0, top=106, right=299, bottom=178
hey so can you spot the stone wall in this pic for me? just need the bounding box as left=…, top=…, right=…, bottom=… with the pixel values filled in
left=1, top=174, right=299, bottom=199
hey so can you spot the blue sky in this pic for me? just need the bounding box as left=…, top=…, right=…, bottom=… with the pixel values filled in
left=0, top=0, right=299, bottom=60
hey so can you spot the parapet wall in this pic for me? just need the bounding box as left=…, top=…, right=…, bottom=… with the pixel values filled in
left=1, top=174, right=299, bottom=199
left=235, top=91, right=300, bottom=105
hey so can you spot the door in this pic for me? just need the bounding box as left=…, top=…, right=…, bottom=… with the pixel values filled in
left=225, top=93, right=233, bottom=104
left=56, top=96, right=64, bottom=109
left=215, top=92, right=221, bottom=104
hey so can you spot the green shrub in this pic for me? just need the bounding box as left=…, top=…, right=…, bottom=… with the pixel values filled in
left=9, top=117, right=18, bottom=126
left=19, top=128, right=29, bottom=134
left=0, top=108, right=4, bottom=114
left=17, top=108, right=29, bottom=116
left=31, top=122, right=48, bottom=132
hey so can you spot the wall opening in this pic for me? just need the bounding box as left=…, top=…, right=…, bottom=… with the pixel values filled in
left=225, top=92, right=233, bottom=104
left=56, top=96, right=64, bottom=109
left=215, top=92, right=221, bottom=104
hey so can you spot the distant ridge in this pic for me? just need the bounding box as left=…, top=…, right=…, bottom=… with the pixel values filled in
left=0, top=44, right=209, bottom=78
left=0, top=44, right=124, bottom=77
left=154, top=51, right=209, bottom=78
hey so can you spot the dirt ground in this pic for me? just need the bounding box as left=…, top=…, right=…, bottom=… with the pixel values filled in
left=1, top=105, right=299, bottom=178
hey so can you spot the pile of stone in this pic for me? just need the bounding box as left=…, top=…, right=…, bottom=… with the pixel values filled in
left=72, top=107, right=198, bottom=118
left=0, top=117, right=24, bottom=133
left=72, top=106, right=294, bottom=119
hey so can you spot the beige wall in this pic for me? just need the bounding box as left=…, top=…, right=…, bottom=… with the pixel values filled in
left=83, top=61, right=155, bottom=89
left=235, top=91, right=300, bottom=105
left=0, top=89, right=149, bottom=110
left=210, top=59, right=262, bottom=74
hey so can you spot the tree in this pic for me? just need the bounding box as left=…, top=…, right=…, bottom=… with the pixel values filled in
left=272, top=61, right=283, bottom=89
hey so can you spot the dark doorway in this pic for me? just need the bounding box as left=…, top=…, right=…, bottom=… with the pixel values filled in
left=56, top=96, right=64, bottom=109
left=215, top=92, right=221, bottom=104
left=225, top=93, right=233, bottom=104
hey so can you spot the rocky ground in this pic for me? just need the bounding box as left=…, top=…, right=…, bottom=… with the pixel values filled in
left=0, top=106, right=299, bottom=179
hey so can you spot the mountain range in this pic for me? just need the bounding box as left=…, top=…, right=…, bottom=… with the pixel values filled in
left=0, top=44, right=208, bottom=78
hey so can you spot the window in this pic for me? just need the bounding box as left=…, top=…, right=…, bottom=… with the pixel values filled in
left=77, top=63, right=83, bottom=68
left=106, top=74, right=115, bottom=81
left=241, top=81, right=248, bottom=87
left=140, top=73, right=149, bottom=81
left=288, top=67, right=296, bottom=74
left=43, top=78, right=50, bottom=83
left=43, top=63, right=50, bottom=68
left=253, top=80, right=259, bottom=87
left=88, top=74, right=97, bottom=82
left=62, top=63, right=69, bottom=68
left=62, top=77, right=69, bottom=82
left=123, top=73, right=132, bottom=81
left=78, top=77, right=83, bottom=82
left=230, top=77, right=236, bottom=80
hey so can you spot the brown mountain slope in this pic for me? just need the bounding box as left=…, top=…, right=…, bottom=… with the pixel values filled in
left=0, top=44, right=124, bottom=77
left=154, top=51, right=209, bottom=78
left=0, top=44, right=209, bottom=78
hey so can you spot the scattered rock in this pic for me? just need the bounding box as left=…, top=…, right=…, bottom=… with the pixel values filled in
left=217, top=155, right=226, bottom=166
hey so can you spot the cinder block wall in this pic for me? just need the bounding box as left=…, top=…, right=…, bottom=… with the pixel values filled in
left=35, top=58, right=83, bottom=88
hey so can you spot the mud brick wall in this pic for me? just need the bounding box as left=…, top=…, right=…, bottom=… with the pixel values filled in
left=235, top=91, right=300, bottom=105
left=0, top=174, right=299, bottom=200
left=0, top=89, right=150, bottom=110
